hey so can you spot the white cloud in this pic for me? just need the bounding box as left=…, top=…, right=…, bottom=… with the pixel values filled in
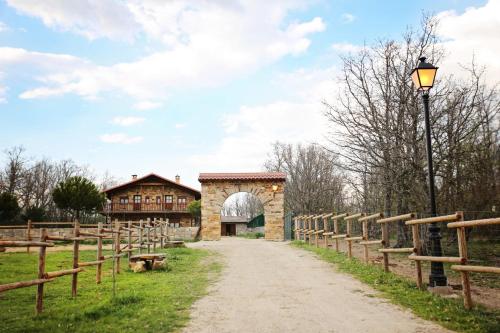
left=111, top=116, right=145, bottom=126
left=0, top=72, right=7, bottom=103
left=1, top=2, right=326, bottom=102
left=100, top=133, right=143, bottom=144
left=175, top=123, right=186, bottom=129
left=0, top=85, right=6, bottom=103
left=437, top=0, right=500, bottom=83
left=331, top=42, right=364, bottom=54
left=6, top=0, right=139, bottom=41
left=189, top=67, right=339, bottom=172
left=133, top=100, right=163, bottom=111
left=341, top=13, right=355, bottom=24
left=0, top=21, right=9, bottom=32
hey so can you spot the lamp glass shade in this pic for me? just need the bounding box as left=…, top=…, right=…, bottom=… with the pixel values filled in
left=272, top=185, right=278, bottom=192
left=411, top=68, right=437, bottom=91
left=411, top=57, right=438, bottom=91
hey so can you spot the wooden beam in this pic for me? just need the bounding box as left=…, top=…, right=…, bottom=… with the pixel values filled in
left=0, top=278, right=54, bottom=293
left=359, top=240, right=383, bottom=245
left=45, top=268, right=84, bottom=279
left=344, top=213, right=364, bottom=221
left=408, top=255, right=465, bottom=264
left=447, top=217, right=500, bottom=229
left=451, top=265, right=500, bottom=274
left=406, top=212, right=462, bottom=225
left=377, top=213, right=416, bottom=224
left=0, top=241, right=54, bottom=247
left=358, top=213, right=383, bottom=222
left=378, top=247, right=415, bottom=253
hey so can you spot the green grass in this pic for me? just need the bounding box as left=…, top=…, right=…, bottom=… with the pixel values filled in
left=237, top=232, right=264, bottom=239
left=0, top=247, right=221, bottom=333
left=291, top=241, right=500, bottom=333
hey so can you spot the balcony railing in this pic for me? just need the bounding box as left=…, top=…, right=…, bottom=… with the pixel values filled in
left=102, top=202, right=188, bottom=213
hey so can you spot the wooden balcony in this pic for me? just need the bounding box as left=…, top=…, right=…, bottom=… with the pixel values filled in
left=102, top=203, right=188, bottom=213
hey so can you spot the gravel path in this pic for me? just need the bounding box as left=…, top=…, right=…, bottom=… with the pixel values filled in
left=184, top=237, right=452, bottom=333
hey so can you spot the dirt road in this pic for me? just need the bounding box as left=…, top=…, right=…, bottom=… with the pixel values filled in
left=185, top=237, right=451, bottom=333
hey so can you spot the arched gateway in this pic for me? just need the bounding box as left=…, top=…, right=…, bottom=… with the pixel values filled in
left=198, top=172, right=286, bottom=241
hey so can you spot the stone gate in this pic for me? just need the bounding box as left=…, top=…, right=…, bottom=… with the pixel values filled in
left=198, top=172, right=286, bottom=241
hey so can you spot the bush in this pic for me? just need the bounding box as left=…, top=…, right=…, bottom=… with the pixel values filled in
left=0, top=192, right=20, bottom=223
left=22, top=206, right=47, bottom=222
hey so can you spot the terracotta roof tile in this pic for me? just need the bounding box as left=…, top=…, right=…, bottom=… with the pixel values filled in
left=198, top=172, right=286, bottom=182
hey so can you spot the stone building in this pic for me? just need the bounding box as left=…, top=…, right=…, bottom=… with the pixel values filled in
left=101, top=173, right=201, bottom=227
left=198, top=172, right=285, bottom=240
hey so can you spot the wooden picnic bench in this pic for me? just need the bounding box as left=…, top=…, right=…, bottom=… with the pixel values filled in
left=130, top=253, right=166, bottom=270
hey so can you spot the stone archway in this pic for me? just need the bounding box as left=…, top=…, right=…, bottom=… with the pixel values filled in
left=198, top=172, right=286, bottom=241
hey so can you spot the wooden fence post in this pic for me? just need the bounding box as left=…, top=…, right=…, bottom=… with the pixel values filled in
left=315, top=217, right=319, bottom=248
left=362, top=221, right=369, bottom=263
left=333, top=218, right=339, bottom=251
left=127, top=221, right=132, bottom=263
left=411, top=224, right=423, bottom=289
left=27, top=220, right=32, bottom=254
left=153, top=218, right=157, bottom=251
left=456, top=212, right=472, bottom=309
left=324, top=217, right=329, bottom=248
left=96, top=222, right=103, bottom=284
left=159, top=218, right=164, bottom=249
left=72, top=220, right=80, bottom=297
left=381, top=223, right=389, bottom=272
left=147, top=218, right=151, bottom=254
left=36, top=228, right=48, bottom=314
left=346, top=218, right=352, bottom=258
left=306, top=217, right=309, bottom=245
left=115, top=219, right=121, bottom=274
left=139, top=220, right=143, bottom=254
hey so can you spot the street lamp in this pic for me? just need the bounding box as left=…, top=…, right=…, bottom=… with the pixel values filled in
left=411, top=57, right=447, bottom=287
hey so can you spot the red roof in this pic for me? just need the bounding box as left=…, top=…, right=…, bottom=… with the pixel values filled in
left=103, top=173, right=201, bottom=198
left=198, top=172, right=286, bottom=182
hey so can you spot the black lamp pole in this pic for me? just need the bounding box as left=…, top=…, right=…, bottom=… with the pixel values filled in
left=422, top=91, right=447, bottom=287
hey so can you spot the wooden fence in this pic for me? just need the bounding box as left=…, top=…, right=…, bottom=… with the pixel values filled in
left=293, top=212, right=500, bottom=309
left=0, top=218, right=173, bottom=314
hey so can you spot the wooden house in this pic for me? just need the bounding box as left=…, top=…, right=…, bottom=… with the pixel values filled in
left=101, top=173, right=201, bottom=227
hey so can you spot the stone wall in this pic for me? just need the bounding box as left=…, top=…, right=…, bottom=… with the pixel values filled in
left=0, top=226, right=199, bottom=241
left=200, top=180, right=285, bottom=241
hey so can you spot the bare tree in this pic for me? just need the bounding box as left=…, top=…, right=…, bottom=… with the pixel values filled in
left=264, top=142, right=347, bottom=214
left=0, top=146, right=27, bottom=195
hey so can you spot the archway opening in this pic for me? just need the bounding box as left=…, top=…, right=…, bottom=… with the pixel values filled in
left=220, top=192, right=264, bottom=236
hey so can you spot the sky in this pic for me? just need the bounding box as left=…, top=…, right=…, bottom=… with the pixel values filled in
left=1, top=0, right=498, bottom=189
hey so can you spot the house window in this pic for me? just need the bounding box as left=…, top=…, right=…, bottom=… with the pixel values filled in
left=133, top=195, right=141, bottom=211
left=156, top=196, right=161, bottom=204
left=145, top=196, right=150, bottom=204
left=119, top=196, right=128, bottom=209
left=178, top=197, right=187, bottom=210
left=164, top=195, right=173, bottom=210
left=133, top=195, right=141, bottom=203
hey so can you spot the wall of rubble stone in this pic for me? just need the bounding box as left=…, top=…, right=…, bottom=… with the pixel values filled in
left=0, top=226, right=199, bottom=241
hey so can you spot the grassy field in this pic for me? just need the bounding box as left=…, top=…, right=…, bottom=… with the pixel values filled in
left=0, top=247, right=221, bottom=333
left=291, top=241, right=500, bottom=333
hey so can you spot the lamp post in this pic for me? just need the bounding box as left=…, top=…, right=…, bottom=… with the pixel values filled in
left=410, top=57, right=447, bottom=287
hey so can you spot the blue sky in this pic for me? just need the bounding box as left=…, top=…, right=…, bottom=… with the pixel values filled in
left=0, top=0, right=496, bottom=189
